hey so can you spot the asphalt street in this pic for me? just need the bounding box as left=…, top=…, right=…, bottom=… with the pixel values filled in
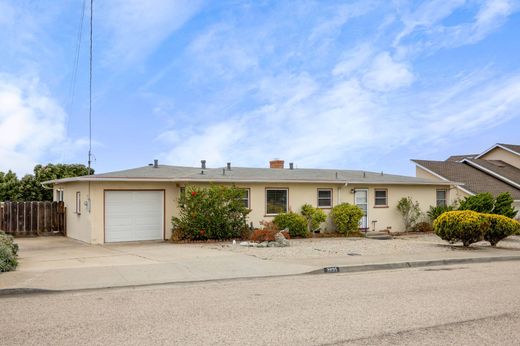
left=2, top=261, right=520, bottom=345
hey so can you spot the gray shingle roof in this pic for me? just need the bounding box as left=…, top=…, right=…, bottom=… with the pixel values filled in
left=464, top=159, right=520, bottom=187
left=446, top=154, right=477, bottom=162
left=46, top=165, right=451, bottom=186
left=413, top=159, right=520, bottom=199
left=498, top=143, right=520, bottom=154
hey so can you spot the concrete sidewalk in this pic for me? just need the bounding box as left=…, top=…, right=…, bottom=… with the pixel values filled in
left=1, top=236, right=520, bottom=292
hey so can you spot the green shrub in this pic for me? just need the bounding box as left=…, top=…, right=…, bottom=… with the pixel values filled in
left=273, top=212, right=308, bottom=238
left=482, top=214, right=520, bottom=246
left=433, top=210, right=489, bottom=247
left=171, top=185, right=251, bottom=241
left=330, top=203, right=364, bottom=235
left=427, top=205, right=455, bottom=223
left=300, top=204, right=327, bottom=233
left=493, top=192, right=518, bottom=219
left=396, top=197, right=421, bottom=231
left=0, top=231, right=18, bottom=272
left=458, top=193, right=495, bottom=213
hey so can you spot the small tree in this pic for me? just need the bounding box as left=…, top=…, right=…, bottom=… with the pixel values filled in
left=396, top=197, right=421, bottom=231
left=493, top=192, right=518, bottom=219
left=458, top=193, right=494, bottom=213
left=330, top=203, right=364, bottom=235
left=300, top=204, right=327, bottom=233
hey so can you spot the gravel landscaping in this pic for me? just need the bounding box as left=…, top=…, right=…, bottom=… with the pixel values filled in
left=190, top=234, right=520, bottom=264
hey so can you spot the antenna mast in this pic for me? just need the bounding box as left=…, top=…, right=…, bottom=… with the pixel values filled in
left=88, top=0, right=93, bottom=175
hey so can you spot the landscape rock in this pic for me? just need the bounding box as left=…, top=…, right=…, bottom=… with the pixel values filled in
left=274, top=231, right=290, bottom=247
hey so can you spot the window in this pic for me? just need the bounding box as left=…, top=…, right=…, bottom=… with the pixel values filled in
left=436, top=190, right=447, bottom=207
left=374, top=189, right=388, bottom=207
left=240, top=189, right=250, bottom=209
left=317, top=189, right=332, bottom=208
left=55, top=189, right=64, bottom=202
left=266, top=189, right=288, bottom=215
left=75, top=192, right=81, bottom=214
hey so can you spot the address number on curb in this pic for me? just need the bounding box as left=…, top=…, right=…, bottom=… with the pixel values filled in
left=323, top=266, right=340, bottom=273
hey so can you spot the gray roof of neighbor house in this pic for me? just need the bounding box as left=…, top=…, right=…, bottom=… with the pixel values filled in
left=446, top=154, right=477, bottom=162
left=44, top=164, right=454, bottom=186
left=498, top=143, right=520, bottom=154
left=463, top=158, right=520, bottom=187
left=413, top=159, right=520, bottom=199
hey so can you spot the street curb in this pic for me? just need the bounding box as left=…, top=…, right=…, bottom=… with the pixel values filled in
left=2, top=255, right=520, bottom=298
left=309, top=255, right=520, bottom=274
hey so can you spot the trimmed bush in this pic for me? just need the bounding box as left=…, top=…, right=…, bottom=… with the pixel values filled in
left=433, top=210, right=489, bottom=247
left=300, top=204, right=327, bottom=233
left=0, top=231, right=18, bottom=272
left=482, top=214, right=520, bottom=246
left=171, top=185, right=250, bottom=241
left=273, top=212, right=308, bottom=238
left=330, top=203, right=364, bottom=235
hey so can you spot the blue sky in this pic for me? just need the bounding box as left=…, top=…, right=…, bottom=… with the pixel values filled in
left=0, top=0, right=519, bottom=176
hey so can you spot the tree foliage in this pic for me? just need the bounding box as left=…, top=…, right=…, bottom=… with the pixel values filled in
left=458, top=192, right=518, bottom=219
left=0, top=164, right=92, bottom=201
left=300, top=204, right=327, bottom=233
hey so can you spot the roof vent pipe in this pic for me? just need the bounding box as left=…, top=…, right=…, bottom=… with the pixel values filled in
left=201, top=160, right=206, bottom=169
left=289, top=162, right=294, bottom=170
left=222, top=168, right=226, bottom=176
left=153, top=159, right=159, bottom=168
left=363, top=171, right=366, bottom=178
left=227, top=162, right=231, bottom=171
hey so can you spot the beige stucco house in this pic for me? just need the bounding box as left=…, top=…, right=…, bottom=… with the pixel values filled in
left=46, top=159, right=455, bottom=244
left=413, top=143, right=520, bottom=215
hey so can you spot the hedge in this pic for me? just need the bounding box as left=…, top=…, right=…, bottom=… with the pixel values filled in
left=433, top=210, right=489, bottom=247
left=330, top=203, right=364, bottom=235
left=482, top=213, right=520, bottom=246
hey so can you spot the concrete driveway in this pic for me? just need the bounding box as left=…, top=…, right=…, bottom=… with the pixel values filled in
left=0, top=237, right=316, bottom=291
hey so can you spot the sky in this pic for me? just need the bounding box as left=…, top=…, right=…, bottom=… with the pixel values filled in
left=0, top=0, right=519, bottom=177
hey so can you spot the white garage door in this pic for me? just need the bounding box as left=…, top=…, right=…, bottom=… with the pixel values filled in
left=105, top=191, right=164, bottom=242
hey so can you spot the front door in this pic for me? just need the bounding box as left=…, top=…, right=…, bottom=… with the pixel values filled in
left=354, top=189, right=368, bottom=230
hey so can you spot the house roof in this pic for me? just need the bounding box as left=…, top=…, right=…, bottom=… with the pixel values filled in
left=462, top=158, right=520, bottom=189
left=446, top=154, right=477, bottom=162
left=476, top=143, right=520, bottom=158
left=45, top=164, right=453, bottom=186
left=412, top=159, right=520, bottom=199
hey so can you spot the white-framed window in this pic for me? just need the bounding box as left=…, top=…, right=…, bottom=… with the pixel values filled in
left=374, top=189, right=388, bottom=207
left=240, top=188, right=250, bottom=209
left=436, top=190, right=447, bottom=207
left=55, top=189, right=64, bottom=202
left=265, top=188, right=288, bottom=215
left=75, top=192, right=81, bottom=214
left=317, top=189, right=332, bottom=208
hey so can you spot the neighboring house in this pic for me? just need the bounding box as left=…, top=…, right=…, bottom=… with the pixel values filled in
left=413, top=143, right=520, bottom=217
left=45, top=160, right=454, bottom=244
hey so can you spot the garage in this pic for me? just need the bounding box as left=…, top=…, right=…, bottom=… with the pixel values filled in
left=104, top=190, right=164, bottom=242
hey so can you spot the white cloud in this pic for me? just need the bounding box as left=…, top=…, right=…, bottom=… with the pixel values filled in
left=0, top=75, right=67, bottom=174
left=98, top=0, right=202, bottom=67
left=362, top=52, right=414, bottom=92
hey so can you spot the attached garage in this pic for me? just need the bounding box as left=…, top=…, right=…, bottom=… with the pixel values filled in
left=104, top=190, right=164, bottom=242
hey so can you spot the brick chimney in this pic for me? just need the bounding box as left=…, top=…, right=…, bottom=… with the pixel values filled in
left=269, top=159, right=285, bottom=169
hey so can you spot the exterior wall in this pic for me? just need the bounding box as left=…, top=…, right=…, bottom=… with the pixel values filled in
left=54, top=182, right=93, bottom=243
left=415, top=166, right=470, bottom=205
left=58, top=180, right=453, bottom=243
left=341, top=184, right=449, bottom=232
left=479, top=147, right=520, bottom=169
left=416, top=167, right=444, bottom=181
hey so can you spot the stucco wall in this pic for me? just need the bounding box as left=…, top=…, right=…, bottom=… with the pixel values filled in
left=415, top=167, right=470, bottom=205
left=54, top=182, right=92, bottom=243
left=479, top=147, right=520, bottom=169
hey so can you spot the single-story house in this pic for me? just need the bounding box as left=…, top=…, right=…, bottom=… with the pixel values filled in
left=45, top=159, right=456, bottom=244
left=413, top=143, right=520, bottom=216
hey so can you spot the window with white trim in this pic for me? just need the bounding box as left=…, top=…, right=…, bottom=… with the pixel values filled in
left=374, top=189, right=388, bottom=207
left=75, top=192, right=81, bottom=214
left=317, top=189, right=332, bottom=208
left=436, top=190, right=447, bottom=207
left=266, top=189, right=288, bottom=215
left=55, top=189, right=64, bottom=202
left=240, top=189, right=250, bottom=209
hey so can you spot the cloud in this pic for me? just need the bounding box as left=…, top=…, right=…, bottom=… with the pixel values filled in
left=362, top=52, right=414, bottom=92
left=0, top=75, right=67, bottom=174
left=98, top=0, right=202, bottom=67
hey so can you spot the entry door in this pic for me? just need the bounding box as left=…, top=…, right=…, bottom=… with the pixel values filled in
left=354, top=189, right=368, bottom=230
left=105, top=191, right=164, bottom=242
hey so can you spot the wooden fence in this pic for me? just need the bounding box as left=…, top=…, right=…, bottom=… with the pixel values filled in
left=0, top=201, right=66, bottom=237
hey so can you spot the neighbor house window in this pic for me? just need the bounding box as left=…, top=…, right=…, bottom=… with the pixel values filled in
left=436, top=190, right=447, bottom=207
left=75, top=192, right=81, bottom=214
left=374, top=189, right=388, bottom=207
left=266, top=189, right=288, bottom=215
left=317, top=189, right=332, bottom=208
left=240, top=188, right=250, bottom=209
left=55, top=189, right=64, bottom=202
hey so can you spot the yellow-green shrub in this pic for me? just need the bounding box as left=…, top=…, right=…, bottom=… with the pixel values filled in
left=433, top=210, right=489, bottom=247
left=482, top=214, right=520, bottom=246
